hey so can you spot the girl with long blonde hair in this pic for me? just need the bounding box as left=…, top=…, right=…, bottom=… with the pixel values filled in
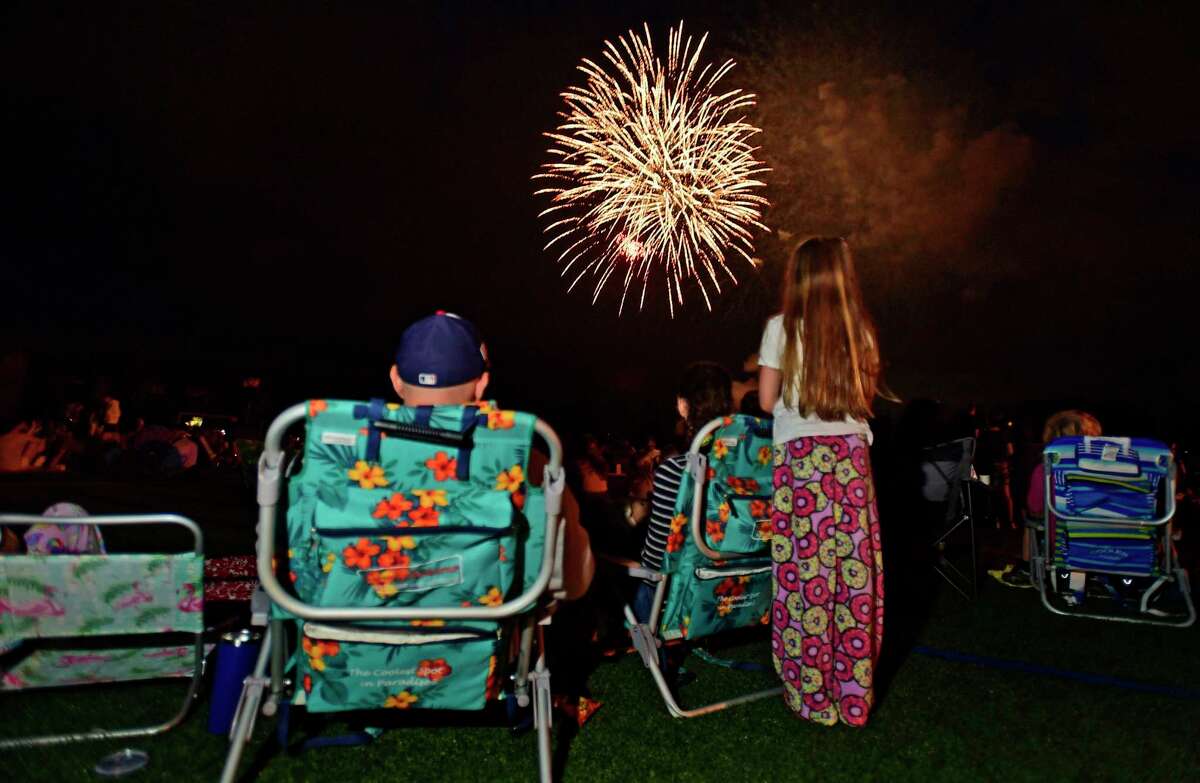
left=757, top=237, right=885, bottom=727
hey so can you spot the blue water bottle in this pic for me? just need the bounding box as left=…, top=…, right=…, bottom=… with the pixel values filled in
left=208, top=629, right=262, bottom=735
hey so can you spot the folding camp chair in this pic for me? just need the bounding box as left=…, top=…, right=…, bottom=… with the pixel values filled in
left=920, top=437, right=977, bottom=599
left=0, top=513, right=205, bottom=748
left=1029, top=436, right=1194, bottom=627
left=625, top=414, right=782, bottom=718
left=221, top=399, right=565, bottom=783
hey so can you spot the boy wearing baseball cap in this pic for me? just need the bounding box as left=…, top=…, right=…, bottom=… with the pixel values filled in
left=389, top=312, right=594, bottom=600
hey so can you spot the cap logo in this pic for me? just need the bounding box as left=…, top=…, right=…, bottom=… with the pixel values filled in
left=418, top=372, right=438, bottom=386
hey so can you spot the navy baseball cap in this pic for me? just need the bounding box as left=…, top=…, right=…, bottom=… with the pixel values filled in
left=395, top=311, right=489, bottom=388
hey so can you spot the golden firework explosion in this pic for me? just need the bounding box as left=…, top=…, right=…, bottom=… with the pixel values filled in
left=535, top=23, right=770, bottom=316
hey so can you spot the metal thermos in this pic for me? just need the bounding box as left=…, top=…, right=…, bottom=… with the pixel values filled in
left=207, top=629, right=262, bottom=735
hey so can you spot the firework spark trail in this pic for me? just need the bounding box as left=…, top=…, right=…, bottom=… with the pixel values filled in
left=534, top=23, right=770, bottom=316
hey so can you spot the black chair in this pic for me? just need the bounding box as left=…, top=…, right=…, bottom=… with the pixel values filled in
left=920, top=437, right=977, bottom=599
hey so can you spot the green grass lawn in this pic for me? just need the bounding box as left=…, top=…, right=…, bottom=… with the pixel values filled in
left=3, top=476, right=1197, bottom=781
left=4, top=582, right=1198, bottom=783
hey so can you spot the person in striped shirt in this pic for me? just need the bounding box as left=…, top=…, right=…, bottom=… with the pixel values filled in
left=635, top=362, right=735, bottom=622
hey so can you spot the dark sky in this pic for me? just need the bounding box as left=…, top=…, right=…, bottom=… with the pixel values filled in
left=3, top=1, right=1198, bottom=435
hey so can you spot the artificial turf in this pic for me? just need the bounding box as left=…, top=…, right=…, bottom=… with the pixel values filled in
left=4, top=581, right=1198, bottom=783
left=3, top=474, right=1197, bottom=780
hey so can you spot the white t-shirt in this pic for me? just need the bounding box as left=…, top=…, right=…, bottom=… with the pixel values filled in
left=758, top=314, right=872, bottom=445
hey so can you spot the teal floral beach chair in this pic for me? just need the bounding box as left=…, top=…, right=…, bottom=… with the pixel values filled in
left=222, top=399, right=566, bottom=783
left=1030, top=436, right=1194, bottom=627
left=626, top=414, right=783, bottom=718
left=0, top=513, right=205, bottom=748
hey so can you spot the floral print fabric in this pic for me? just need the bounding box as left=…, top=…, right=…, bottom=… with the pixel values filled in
left=656, top=415, right=776, bottom=642
left=285, top=399, right=543, bottom=713
left=770, top=434, right=883, bottom=727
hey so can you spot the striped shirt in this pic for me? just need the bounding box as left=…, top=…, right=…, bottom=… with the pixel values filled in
left=639, top=453, right=688, bottom=580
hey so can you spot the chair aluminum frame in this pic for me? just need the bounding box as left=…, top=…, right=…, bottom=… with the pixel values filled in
left=625, top=416, right=782, bottom=719
left=221, top=403, right=565, bottom=783
left=0, top=513, right=206, bottom=750
left=924, top=438, right=977, bottom=600
left=1029, top=451, right=1195, bottom=628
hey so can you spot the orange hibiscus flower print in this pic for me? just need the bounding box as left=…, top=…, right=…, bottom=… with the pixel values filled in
left=416, top=658, right=452, bottom=683
left=706, top=520, right=726, bottom=544
left=479, top=586, right=503, bottom=606
left=487, top=410, right=516, bottom=430
left=372, top=493, right=414, bottom=521
left=302, top=637, right=341, bottom=671
left=342, top=538, right=379, bottom=570
left=409, top=506, right=440, bottom=527
left=413, top=489, right=449, bottom=508
left=726, top=476, right=760, bottom=495
left=378, top=550, right=411, bottom=581
left=383, top=534, right=416, bottom=552
left=715, top=576, right=746, bottom=598
left=348, top=460, right=389, bottom=489
left=665, top=513, right=689, bottom=552
left=712, top=438, right=729, bottom=460
left=496, top=465, right=524, bottom=494
left=308, top=399, right=328, bottom=417
left=425, top=451, right=458, bottom=481
left=384, top=690, right=418, bottom=709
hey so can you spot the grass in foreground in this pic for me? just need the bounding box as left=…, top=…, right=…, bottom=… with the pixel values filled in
left=3, top=583, right=1199, bottom=782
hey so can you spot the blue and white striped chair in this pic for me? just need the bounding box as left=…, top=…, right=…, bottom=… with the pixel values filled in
left=1029, top=436, right=1194, bottom=627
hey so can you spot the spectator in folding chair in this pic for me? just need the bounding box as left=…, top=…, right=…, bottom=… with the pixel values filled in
left=991, top=409, right=1101, bottom=589
left=757, top=236, right=886, bottom=727
left=632, top=362, right=735, bottom=690
left=389, top=312, right=595, bottom=600
left=23, top=502, right=105, bottom=555
left=635, top=361, right=735, bottom=623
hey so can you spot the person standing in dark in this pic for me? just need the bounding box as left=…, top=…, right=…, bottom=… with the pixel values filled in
left=976, top=411, right=1015, bottom=529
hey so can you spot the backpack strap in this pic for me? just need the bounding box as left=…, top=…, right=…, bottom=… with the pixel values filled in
left=358, top=403, right=480, bottom=481
left=352, top=398, right=388, bottom=462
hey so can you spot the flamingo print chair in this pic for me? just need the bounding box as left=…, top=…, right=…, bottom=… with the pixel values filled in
left=625, top=414, right=783, bottom=717
left=1029, top=436, right=1194, bottom=627
left=221, top=399, right=566, bottom=783
left=0, top=513, right=205, bottom=748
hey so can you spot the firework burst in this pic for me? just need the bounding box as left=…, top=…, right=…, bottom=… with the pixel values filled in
left=534, top=23, right=770, bottom=316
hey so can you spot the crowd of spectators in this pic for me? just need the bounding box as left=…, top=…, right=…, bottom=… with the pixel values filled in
left=0, top=377, right=270, bottom=480
left=3, top=372, right=1192, bottom=555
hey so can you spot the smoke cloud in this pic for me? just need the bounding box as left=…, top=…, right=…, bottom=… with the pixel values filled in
left=741, top=50, right=1033, bottom=263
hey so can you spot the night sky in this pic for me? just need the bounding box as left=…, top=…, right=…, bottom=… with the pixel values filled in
left=3, top=2, right=1198, bottom=436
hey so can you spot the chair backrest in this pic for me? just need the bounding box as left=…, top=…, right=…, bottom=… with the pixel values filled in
left=0, top=553, right=204, bottom=643
left=657, top=415, right=775, bottom=641
left=919, top=437, right=975, bottom=522
left=1045, top=436, right=1172, bottom=521
left=0, top=514, right=204, bottom=692
left=282, top=399, right=546, bottom=713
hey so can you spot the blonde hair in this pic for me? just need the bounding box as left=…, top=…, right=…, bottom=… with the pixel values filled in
left=779, top=237, right=881, bottom=420
left=1042, top=410, right=1102, bottom=443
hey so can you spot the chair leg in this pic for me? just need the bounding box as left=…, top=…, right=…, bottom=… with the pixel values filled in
left=0, top=634, right=206, bottom=750
left=531, top=626, right=553, bottom=783
left=623, top=605, right=782, bottom=719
